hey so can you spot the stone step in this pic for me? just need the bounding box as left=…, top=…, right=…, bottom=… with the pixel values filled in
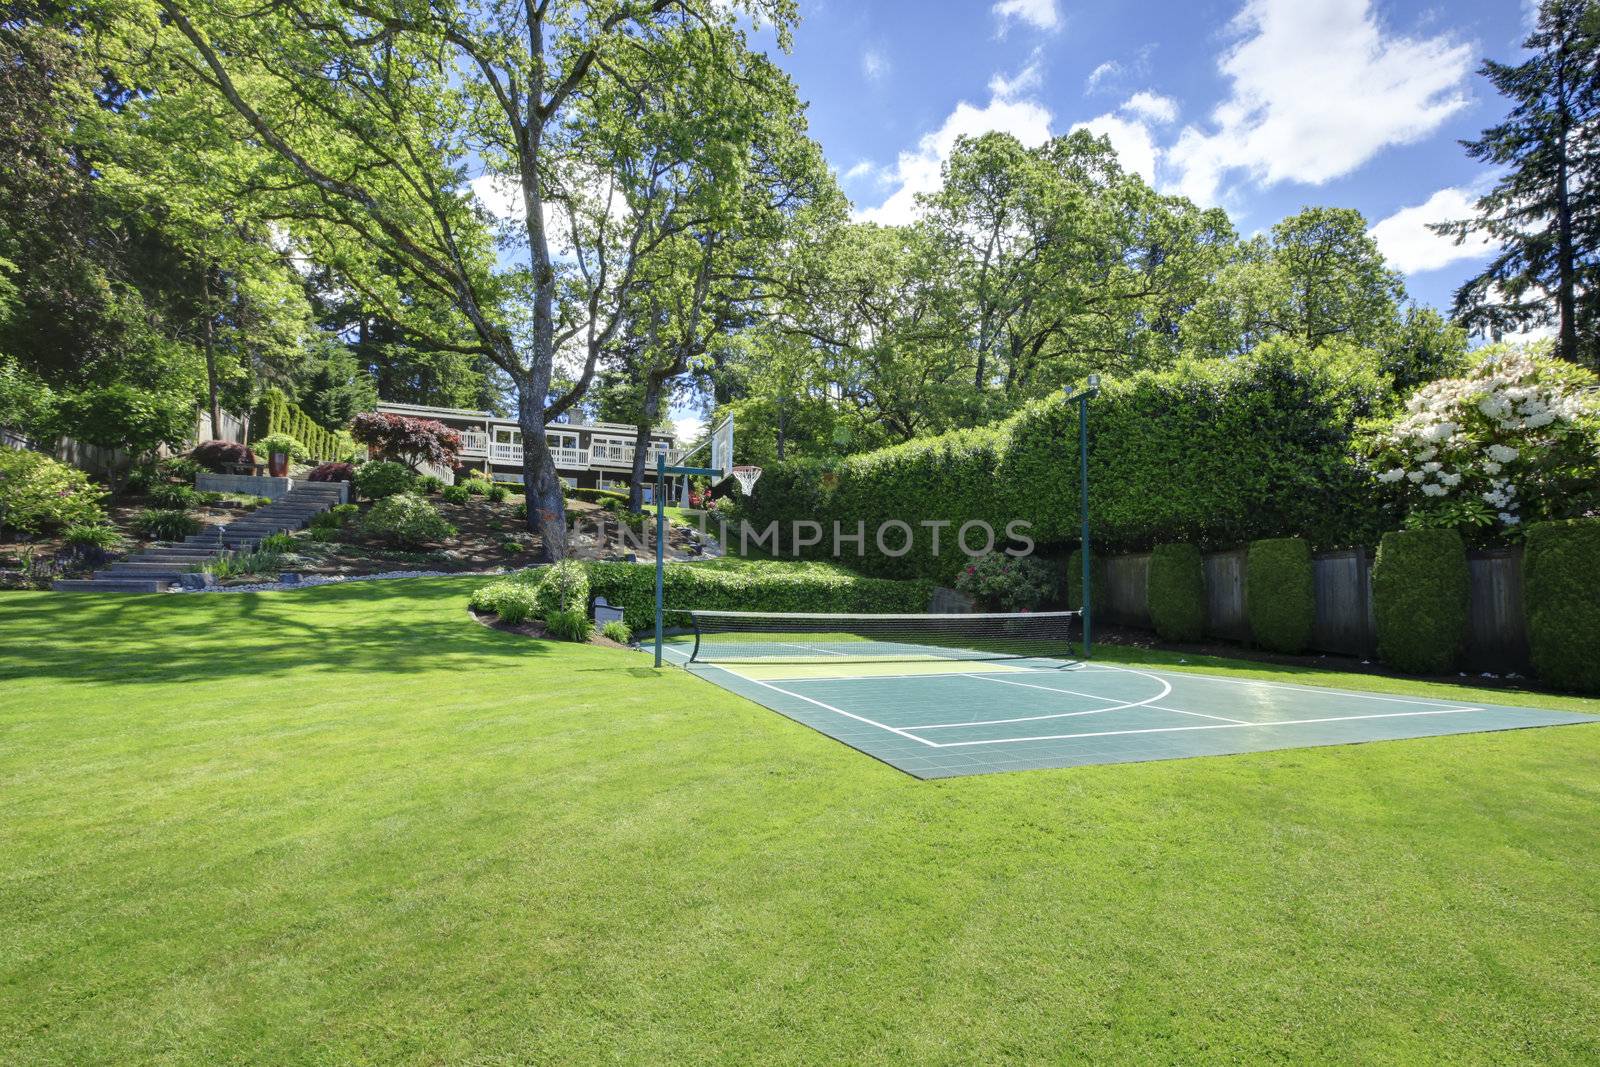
left=54, top=578, right=170, bottom=593
left=147, top=545, right=225, bottom=556
left=130, top=553, right=223, bottom=565
left=101, top=563, right=199, bottom=578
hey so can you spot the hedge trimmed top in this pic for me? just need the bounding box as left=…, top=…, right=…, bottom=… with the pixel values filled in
left=740, top=341, right=1394, bottom=581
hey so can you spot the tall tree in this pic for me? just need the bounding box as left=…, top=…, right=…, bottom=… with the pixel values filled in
left=116, top=0, right=800, bottom=559
left=1437, top=0, right=1600, bottom=367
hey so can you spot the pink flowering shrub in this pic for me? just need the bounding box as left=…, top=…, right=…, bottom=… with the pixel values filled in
left=1370, top=342, right=1600, bottom=535
left=954, top=552, right=1058, bottom=611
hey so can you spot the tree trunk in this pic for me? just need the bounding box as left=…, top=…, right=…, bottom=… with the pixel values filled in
left=627, top=376, right=663, bottom=514
left=516, top=386, right=567, bottom=562
left=202, top=267, right=223, bottom=438
left=775, top=395, right=787, bottom=462
left=1553, top=33, right=1579, bottom=364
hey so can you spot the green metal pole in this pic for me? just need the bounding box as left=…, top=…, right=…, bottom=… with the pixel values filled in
left=1080, top=391, right=1092, bottom=660
left=654, top=452, right=666, bottom=668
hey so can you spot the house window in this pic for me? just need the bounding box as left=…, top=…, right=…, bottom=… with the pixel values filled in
left=493, top=428, right=521, bottom=445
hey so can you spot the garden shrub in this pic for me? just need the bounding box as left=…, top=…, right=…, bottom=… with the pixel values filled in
left=1147, top=543, right=1205, bottom=642
left=954, top=553, right=1059, bottom=610
left=329, top=503, right=359, bottom=523
left=737, top=340, right=1392, bottom=582
left=545, top=609, right=593, bottom=642
left=132, top=508, right=199, bottom=541
left=569, top=487, right=628, bottom=506
left=601, top=620, right=632, bottom=643
left=463, top=477, right=488, bottom=496
left=1372, top=528, right=1468, bottom=674
left=357, top=492, right=455, bottom=547
left=159, top=455, right=205, bottom=481
left=1246, top=537, right=1316, bottom=653
left=148, top=483, right=200, bottom=510
left=352, top=460, right=414, bottom=500
left=259, top=532, right=297, bottom=553
left=588, top=560, right=934, bottom=631
left=307, top=461, right=354, bottom=482
left=415, top=474, right=445, bottom=495
left=349, top=410, right=461, bottom=469
left=469, top=578, right=540, bottom=624
left=257, top=387, right=357, bottom=463
left=189, top=440, right=256, bottom=473
left=62, top=523, right=123, bottom=551
left=0, top=449, right=107, bottom=533
left=513, top=501, right=528, bottom=520
left=485, top=483, right=509, bottom=503
left=440, top=484, right=471, bottom=504
left=309, top=510, right=341, bottom=531
left=1522, top=518, right=1600, bottom=693
left=534, top=559, right=590, bottom=616
left=1065, top=548, right=1107, bottom=613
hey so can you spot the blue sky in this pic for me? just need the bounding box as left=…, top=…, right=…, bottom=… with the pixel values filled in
left=755, top=0, right=1537, bottom=315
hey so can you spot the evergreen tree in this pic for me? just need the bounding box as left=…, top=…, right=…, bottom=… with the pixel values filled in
left=1437, top=0, right=1600, bottom=367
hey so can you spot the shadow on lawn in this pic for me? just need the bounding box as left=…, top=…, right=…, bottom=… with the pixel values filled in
left=0, top=579, right=562, bottom=687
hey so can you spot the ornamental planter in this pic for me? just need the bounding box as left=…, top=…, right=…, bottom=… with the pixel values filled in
left=268, top=450, right=289, bottom=477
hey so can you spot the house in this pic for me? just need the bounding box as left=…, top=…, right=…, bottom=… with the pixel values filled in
left=376, top=401, right=675, bottom=497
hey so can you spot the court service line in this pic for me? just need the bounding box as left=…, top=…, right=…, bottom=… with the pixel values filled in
left=1143, top=704, right=1251, bottom=724
left=964, top=669, right=1173, bottom=713
left=924, top=706, right=1487, bottom=748
left=707, top=665, right=941, bottom=748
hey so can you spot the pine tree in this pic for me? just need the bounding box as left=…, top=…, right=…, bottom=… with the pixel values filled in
left=1436, top=0, right=1600, bottom=367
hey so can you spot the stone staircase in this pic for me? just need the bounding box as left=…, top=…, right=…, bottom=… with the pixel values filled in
left=54, top=483, right=346, bottom=593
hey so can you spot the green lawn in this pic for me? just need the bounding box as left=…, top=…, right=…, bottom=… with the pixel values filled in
left=2, top=578, right=1598, bottom=1063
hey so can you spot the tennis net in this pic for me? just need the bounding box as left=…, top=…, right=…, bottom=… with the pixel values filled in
left=685, top=609, right=1079, bottom=664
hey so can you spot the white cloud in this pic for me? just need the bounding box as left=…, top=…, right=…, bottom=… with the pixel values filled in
left=471, top=174, right=524, bottom=221
left=989, top=60, right=1043, bottom=100
left=993, top=0, right=1060, bottom=32
left=1122, top=91, right=1178, bottom=125
left=862, top=49, right=888, bottom=82
left=1166, top=0, right=1475, bottom=205
left=1369, top=186, right=1492, bottom=273
left=841, top=160, right=877, bottom=182
left=1085, top=60, right=1121, bottom=93
left=856, top=70, right=1053, bottom=225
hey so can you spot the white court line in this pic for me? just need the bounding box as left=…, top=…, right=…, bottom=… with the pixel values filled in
left=1092, top=662, right=1477, bottom=710
left=912, top=704, right=1142, bottom=730
left=698, top=662, right=940, bottom=748
left=900, top=670, right=1174, bottom=730
left=924, top=707, right=1487, bottom=748
left=1144, top=703, right=1250, bottom=725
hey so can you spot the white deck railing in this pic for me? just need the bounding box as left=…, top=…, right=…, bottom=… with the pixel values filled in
left=455, top=430, right=663, bottom=472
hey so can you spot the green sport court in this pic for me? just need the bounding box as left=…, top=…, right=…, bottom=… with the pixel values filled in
left=659, top=611, right=1595, bottom=779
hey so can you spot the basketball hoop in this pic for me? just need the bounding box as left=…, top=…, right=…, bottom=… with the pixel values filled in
left=730, top=465, right=763, bottom=495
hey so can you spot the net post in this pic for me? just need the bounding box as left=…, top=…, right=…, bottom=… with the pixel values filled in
left=690, top=611, right=702, bottom=663
left=1080, top=389, right=1092, bottom=660
left=654, top=452, right=666, bottom=668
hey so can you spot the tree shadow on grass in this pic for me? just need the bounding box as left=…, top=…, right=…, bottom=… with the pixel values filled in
left=0, top=579, right=560, bottom=689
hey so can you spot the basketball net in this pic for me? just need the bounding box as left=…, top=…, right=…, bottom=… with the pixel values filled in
left=730, top=465, right=763, bottom=495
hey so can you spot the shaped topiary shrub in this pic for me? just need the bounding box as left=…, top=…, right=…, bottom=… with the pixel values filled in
left=357, top=492, right=455, bottom=547
left=307, top=462, right=354, bottom=482
left=1372, top=528, right=1468, bottom=674
left=1147, top=543, right=1205, bottom=642
left=1522, top=518, right=1600, bottom=693
left=189, top=440, right=257, bottom=473
left=1247, top=537, right=1316, bottom=653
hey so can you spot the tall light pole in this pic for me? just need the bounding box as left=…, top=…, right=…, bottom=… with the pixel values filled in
left=1065, top=374, right=1100, bottom=659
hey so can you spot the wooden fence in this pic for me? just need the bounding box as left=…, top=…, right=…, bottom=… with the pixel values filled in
left=1089, top=545, right=1529, bottom=671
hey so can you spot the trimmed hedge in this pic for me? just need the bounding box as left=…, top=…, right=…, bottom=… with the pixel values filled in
left=1065, top=548, right=1106, bottom=613
left=1522, top=519, right=1600, bottom=693
left=1247, top=538, right=1316, bottom=653
left=588, top=560, right=934, bottom=631
left=256, top=388, right=358, bottom=464
left=1372, top=528, right=1468, bottom=674
left=1147, top=543, right=1205, bottom=642
left=737, top=341, right=1392, bottom=583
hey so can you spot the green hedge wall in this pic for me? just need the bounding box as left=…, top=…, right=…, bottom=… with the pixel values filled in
left=588, top=561, right=934, bottom=632
left=1522, top=519, right=1600, bottom=693
left=1372, top=529, right=1468, bottom=674
left=256, top=388, right=357, bottom=464
left=1147, top=543, right=1205, bottom=642
left=736, top=341, right=1391, bottom=583
left=1065, top=548, right=1106, bottom=613
left=1247, top=538, right=1316, bottom=653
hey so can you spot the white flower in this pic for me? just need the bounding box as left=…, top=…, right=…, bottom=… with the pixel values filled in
left=1406, top=471, right=1426, bottom=484
left=1376, top=467, right=1406, bottom=484
left=1416, top=446, right=1438, bottom=462
left=1482, top=461, right=1503, bottom=475
left=1485, top=444, right=1519, bottom=463
left=1439, top=471, right=1462, bottom=487
left=1422, top=461, right=1442, bottom=473
left=1499, top=513, right=1521, bottom=525
left=1524, top=411, right=1556, bottom=428
left=1421, top=483, right=1448, bottom=497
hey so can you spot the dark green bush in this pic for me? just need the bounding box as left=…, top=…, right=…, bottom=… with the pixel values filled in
left=1522, top=519, right=1600, bottom=693
left=259, top=532, right=297, bottom=553
left=414, top=474, right=445, bottom=495
left=1065, top=548, right=1107, bottom=612
left=470, top=579, right=539, bottom=623
left=440, top=484, right=471, bottom=504
left=588, top=561, right=934, bottom=631
left=132, top=508, right=199, bottom=542
left=148, top=483, right=200, bottom=510
left=485, top=483, right=509, bottom=503
left=738, top=341, right=1392, bottom=582
left=358, top=492, right=455, bottom=547
left=534, top=559, right=590, bottom=616
left=463, top=476, right=489, bottom=496
left=954, top=553, right=1058, bottom=610
left=0, top=449, right=107, bottom=533
left=1147, top=543, right=1205, bottom=642
left=569, top=487, right=629, bottom=506
left=352, top=461, right=414, bottom=500
left=544, top=609, right=593, bottom=642
left=1372, top=528, right=1468, bottom=674
left=600, top=620, right=632, bottom=644
left=1247, top=538, right=1316, bottom=653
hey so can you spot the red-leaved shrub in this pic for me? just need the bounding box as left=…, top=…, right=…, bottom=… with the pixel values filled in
left=307, top=461, right=355, bottom=482
left=349, top=412, right=462, bottom=471
left=189, top=440, right=258, bottom=472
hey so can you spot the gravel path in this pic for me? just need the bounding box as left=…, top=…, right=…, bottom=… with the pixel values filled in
left=186, top=569, right=472, bottom=594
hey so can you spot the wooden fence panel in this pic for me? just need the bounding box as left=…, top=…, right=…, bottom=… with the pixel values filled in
left=1311, top=549, right=1373, bottom=656
left=1466, top=548, right=1528, bottom=672
left=1202, top=549, right=1249, bottom=640
left=1101, top=553, right=1151, bottom=627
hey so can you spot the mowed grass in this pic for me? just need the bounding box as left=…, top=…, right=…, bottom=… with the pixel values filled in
left=2, top=579, right=1598, bottom=1064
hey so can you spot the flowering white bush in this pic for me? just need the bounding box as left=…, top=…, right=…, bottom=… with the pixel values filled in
left=1371, top=342, right=1600, bottom=535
